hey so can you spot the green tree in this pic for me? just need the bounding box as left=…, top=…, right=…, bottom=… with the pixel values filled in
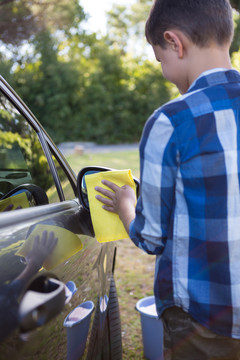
left=74, top=43, right=171, bottom=144
left=0, top=0, right=85, bottom=46
left=12, top=31, right=83, bottom=143
left=231, top=10, right=240, bottom=54
left=0, top=0, right=173, bottom=145
left=76, top=44, right=132, bottom=143
left=106, top=5, right=130, bottom=53
left=106, top=0, right=152, bottom=56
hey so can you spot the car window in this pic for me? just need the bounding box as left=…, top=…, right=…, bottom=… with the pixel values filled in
left=0, top=91, right=59, bottom=208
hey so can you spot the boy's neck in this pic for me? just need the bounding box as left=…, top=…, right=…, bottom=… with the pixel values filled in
left=186, top=44, right=232, bottom=90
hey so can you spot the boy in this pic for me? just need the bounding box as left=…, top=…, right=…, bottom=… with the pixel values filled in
left=95, top=0, right=240, bottom=358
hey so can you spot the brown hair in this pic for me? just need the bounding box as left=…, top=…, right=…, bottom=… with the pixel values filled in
left=145, top=0, right=234, bottom=48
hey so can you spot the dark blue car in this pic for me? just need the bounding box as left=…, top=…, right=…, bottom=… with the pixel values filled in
left=0, top=75, right=124, bottom=360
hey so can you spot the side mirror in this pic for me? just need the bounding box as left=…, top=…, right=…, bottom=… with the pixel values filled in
left=77, top=166, right=139, bottom=211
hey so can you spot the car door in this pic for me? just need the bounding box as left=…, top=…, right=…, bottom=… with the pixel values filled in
left=0, top=76, right=120, bottom=359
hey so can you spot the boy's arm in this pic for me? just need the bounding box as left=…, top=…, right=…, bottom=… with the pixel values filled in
left=129, top=112, right=178, bottom=255
left=96, top=112, right=178, bottom=255
left=95, top=180, right=136, bottom=234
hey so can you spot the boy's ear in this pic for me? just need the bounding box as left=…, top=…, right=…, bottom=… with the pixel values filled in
left=163, top=30, right=184, bottom=58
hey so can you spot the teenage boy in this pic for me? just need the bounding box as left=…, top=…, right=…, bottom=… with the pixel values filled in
left=95, top=0, right=240, bottom=358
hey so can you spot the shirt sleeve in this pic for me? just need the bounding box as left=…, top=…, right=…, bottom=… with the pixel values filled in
left=129, top=110, right=178, bottom=255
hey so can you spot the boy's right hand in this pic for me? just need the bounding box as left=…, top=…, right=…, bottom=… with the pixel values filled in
left=95, top=180, right=136, bottom=234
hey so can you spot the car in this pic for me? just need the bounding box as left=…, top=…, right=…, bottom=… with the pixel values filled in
left=0, top=75, right=133, bottom=360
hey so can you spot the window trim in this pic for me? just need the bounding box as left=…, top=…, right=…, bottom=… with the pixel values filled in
left=46, top=137, right=77, bottom=197
left=38, top=129, right=65, bottom=201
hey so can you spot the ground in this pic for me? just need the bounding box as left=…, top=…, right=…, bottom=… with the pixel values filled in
left=115, top=238, right=155, bottom=359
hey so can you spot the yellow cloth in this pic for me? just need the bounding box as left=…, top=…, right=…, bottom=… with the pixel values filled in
left=16, top=224, right=83, bottom=270
left=0, top=192, right=29, bottom=212
left=85, top=169, right=136, bottom=243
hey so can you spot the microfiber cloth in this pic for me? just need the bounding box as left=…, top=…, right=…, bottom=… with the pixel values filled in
left=0, top=192, right=29, bottom=212
left=16, top=224, right=83, bottom=270
left=85, top=169, right=136, bottom=243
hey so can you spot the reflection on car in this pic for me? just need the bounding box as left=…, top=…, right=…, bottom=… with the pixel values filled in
left=0, top=75, right=123, bottom=359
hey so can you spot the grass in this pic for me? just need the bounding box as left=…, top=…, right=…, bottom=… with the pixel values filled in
left=67, top=150, right=140, bottom=177
left=116, top=239, right=155, bottom=359
left=67, top=149, right=155, bottom=359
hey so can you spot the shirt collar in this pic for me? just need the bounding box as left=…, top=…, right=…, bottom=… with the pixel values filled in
left=187, top=68, right=240, bottom=93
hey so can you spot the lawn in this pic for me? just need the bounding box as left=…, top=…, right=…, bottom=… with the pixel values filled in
left=67, top=149, right=141, bottom=178
left=67, top=149, right=156, bottom=359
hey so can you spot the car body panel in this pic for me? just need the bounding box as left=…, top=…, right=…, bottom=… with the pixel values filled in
left=0, top=75, right=119, bottom=359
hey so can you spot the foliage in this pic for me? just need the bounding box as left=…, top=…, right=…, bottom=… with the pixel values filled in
left=3, top=27, right=171, bottom=144
left=0, top=130, right=31, bottom=161
left=106, top=5, right=130, bottom=53
left=231, top=49, right=240, bottom=70
left=1, top=0, right=240, bottom=146
left=67, top=44, right=170, bottom=144
left=106, top=0, right=152, bottom=56
left=0, top=0, right=171, bottom=144
left=0, top=0, right=85, bottom=46
left=11, top=31, right=83, bottom=143
left=231, top=10, right=240, bottom=54
left=0, top=129, right=52, bottom=191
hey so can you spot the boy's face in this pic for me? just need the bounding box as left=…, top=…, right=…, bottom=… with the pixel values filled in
left=152, top=44, right=189, bottom=94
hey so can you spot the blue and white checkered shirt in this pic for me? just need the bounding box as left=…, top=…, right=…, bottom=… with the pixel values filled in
left=129, top=68, right=240, bottom=338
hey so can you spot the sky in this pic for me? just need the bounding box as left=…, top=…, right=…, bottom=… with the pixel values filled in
left=80, top=0, right=135, bottom=34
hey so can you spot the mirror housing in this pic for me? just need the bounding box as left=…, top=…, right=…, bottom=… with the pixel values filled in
left=77, top=166, right=139, bottom=211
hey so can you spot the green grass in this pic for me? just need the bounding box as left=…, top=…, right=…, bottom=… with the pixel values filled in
left=67, top=149, right=155, bottom=360
left=116, top=239, right=155, bottom=359
left=66, top=150, right=140, bottom=178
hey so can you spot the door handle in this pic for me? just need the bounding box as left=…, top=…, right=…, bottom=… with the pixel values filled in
left=18, top=273, right=65, bottom=333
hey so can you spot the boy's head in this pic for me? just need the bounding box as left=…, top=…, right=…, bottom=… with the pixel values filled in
left=145, top=0, right=234, bottom=49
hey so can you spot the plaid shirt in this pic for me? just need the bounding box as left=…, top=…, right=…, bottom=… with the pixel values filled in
left=129, top=68, right=240, bottom=338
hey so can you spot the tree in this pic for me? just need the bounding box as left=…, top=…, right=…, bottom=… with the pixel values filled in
left=106, top=5, right=130, bottom=53
left=106, top=0, right=152, bottom=56
left=230, top=10, right=240, bottom=54
left=11, top=31, right=83, bottom=143
left=0, top=0, right=85, bottom=46
left=73, top=42, right=171, bottom=144
left=0, top=0, right=173, bottom=145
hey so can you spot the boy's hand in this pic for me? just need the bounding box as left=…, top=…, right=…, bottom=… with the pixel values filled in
left=95, top=180, right=136, bottom=234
